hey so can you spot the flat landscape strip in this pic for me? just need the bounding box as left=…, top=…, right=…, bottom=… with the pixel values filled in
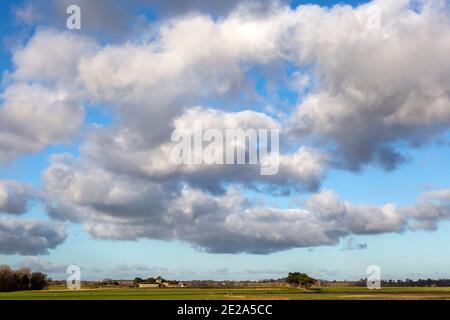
left=1, top=286, right=450, bottom=300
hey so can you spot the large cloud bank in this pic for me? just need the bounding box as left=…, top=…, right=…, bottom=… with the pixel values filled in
left=1, top=0, right=450, bottom=254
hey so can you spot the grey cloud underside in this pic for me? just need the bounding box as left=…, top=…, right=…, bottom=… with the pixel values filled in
left=77, top=107, right=325, bottom=195
left=2, top=0, right=450, bottom=254
left=43, top=154, right=450, bottom=253
left=0, top=180, right=34, bottom=215
left=0, top=180, right=65, bottom=255
left=15, top=0, right=140, bottom=38
left=17, top=0, right=284, bottom=39
left=144, top=0, right=289, bottom=20
left=0, top=218, right=66, bottom=255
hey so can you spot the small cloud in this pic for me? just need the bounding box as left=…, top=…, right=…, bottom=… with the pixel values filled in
left=318, top=269, right=340, bottom=277
left=13, top=3, right=40, bottom=25
left=112, top=263, right=167, bottom=273
left=17, top=256, right=67, bottom=273
left=341, top=237, right=367, bottom=251
left=109, top=263, right=168, bottom=278
left=210, top=268, right=230, bottom=275
left=241, top=269, right=285, bottom=276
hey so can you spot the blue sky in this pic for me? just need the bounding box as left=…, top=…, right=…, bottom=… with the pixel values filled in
left=1, top=0, right=450, bottom=281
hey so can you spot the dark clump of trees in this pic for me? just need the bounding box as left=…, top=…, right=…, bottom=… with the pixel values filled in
left=0, top=265, right=49, bottom=292
left=133, top=277, right=144, bottom=284
left=285, top=272, right=316, bottom=289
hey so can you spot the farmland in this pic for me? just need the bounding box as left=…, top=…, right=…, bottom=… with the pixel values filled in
left=1, top=285, right=450, bottom=300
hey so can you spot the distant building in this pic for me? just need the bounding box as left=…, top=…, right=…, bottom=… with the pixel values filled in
left=138, top=283, right=159, bottom=288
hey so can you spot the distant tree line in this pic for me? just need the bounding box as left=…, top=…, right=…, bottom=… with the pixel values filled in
left=354, top=278, right=450, bottom=287
left=100, top=278, right=120, bottom=286
left=0, top=265, right=49, bottom=292
left=133, top=276, right=178, bottom=285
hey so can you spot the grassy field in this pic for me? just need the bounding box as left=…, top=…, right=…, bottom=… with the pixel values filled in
left=2, top=285, right=450, bottom=300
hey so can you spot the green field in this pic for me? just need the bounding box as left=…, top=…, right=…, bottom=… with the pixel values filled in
left=2, top=285, right=450, bottom=300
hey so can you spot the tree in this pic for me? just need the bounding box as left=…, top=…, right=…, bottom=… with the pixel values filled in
left=146, top=277, right=157, bottom=283
left=30, top=272, right=48, bottom=290
left=0, top=266, right=48, bottom=292
left=133, top=277, right=144, bottom=284
left=0, top=265, right=14, bottom=292
left=286, top=272, right=316, bottom=289
left=14, top=268, right=31, bottom=291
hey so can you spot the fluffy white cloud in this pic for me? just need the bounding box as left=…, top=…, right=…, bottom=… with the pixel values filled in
left=42, top=153, right=174, bottom=226
left=42, top=149, right=326, bottom=252
left=42, top=156, right=450, bottom=253
left=0, top=83, right=84, bottom=162
left=73, top=10, right=288, bottom=148
left=8, top=0, right=449, bottom=166
left=3, top=0, right=450, bottom=255
left=288, top=0, right=450, bottom=169
left=171, top=188, right=450, bottom=253
left=403, top=188, right=450, bottom=230
left=72, top=106, right=326, bottom=194
left=306, top=190, right=405, bottom=234
left=0, top=29, right=98, bottom=162
left=71, top=0, right=450, bottom=171
left=12, top=29, right=98, bottom=85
